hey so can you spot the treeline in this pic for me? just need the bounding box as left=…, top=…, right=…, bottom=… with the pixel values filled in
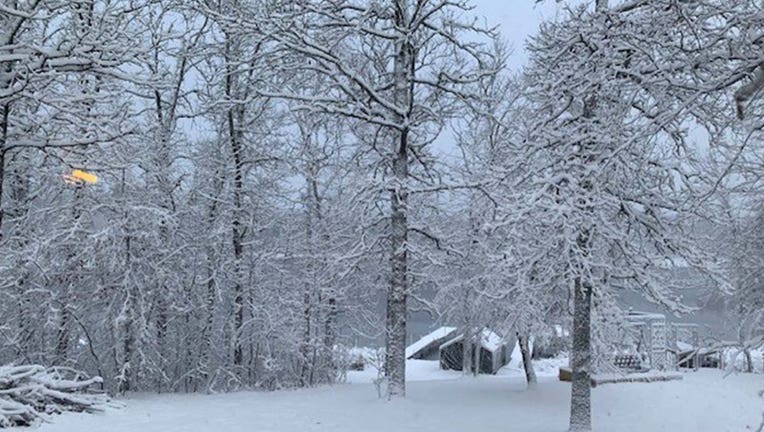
left=1, top=3, right=762, bottom=430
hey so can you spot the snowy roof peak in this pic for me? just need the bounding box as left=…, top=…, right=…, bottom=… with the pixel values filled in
left=439, top=328, right=506, bottom=353
left=406, top=327, right=458, bottom=359
left=480, top=329, right=505, bottom=352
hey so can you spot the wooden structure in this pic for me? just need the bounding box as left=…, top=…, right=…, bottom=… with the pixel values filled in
left=439, top=329, right=510, bottom=375
left=615, top=311, right=714, bottom=372
left=623, top=310, right=672, bottom=371
left=558, top=367, right=683, bottom=387
left=405, top=327, right=458, bottom=360
left=675, top=343, right=721, bottom=369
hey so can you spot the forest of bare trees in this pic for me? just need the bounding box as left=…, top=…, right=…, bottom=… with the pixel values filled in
left=1, top=1, right=762, bottom=431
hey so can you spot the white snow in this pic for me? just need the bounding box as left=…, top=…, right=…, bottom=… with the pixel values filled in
left=345, top=359, right=462, bottom=384
left=676, top=341, right=694, bottom=351
left=480, top=329, right=505, bottom=353
left=440, top=329, right=505, bottom=353
left=18, top=360, right=762, bottom=432
left=405, top=327, right=457, bottom=359
left=499, top=355, right=569, bottom=378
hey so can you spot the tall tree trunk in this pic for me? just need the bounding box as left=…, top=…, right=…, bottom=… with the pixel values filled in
left=323, top=294, right=337, bottom=381
left=55, top=186, right=82, bottom=365
left=462, top=325, right=473, bottom=374
left=225, top=47, right=246, bottom=370
left=472, top=330, right=481, bottom=377
left=385, top=0, right=413, bottom=400
left=54, top=284, right=72, bottom=364
left=201, top=261, right=216, bottom=388
left=0, top=105, right=7, bottom=235
left=569, top=271, right=593, bottom=432
left=118, top=171, right=135, bottom=393
left=154, top=294, right=167, bottom=392
left=118, top=288, right=136, bottom=393
left=301, top=178, right=315, bottom=387
left=201, top=169, right=222, bottom=391
left=517, top=332, right=537, bottom=388
left=301, top=284, right=312, bottom=386
left=569, top=2, right=604, bottom=423
left=386, top=141, right=408, bottom=398
left=745, top=348, right=754, bottom=373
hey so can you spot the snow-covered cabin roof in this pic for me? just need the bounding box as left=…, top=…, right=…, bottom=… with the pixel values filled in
left=626, top=310, right=667, bottom=323
left=480, top=329, right=504, bottom=352
left=406, top=327, right=457, bottom=359
left=440, top=329, right=506, bottom=353
left=676, top=341, right=694, bottom=352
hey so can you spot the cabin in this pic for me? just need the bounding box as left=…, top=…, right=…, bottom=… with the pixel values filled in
left=439, top=329, right=510, bottom=375
left=405, top=327, right=458, bottom=360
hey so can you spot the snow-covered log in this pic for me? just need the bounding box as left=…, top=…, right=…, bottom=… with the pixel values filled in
left=589, top=372, right=683, bottom=388
left=0, top=365, right=111, bottom=427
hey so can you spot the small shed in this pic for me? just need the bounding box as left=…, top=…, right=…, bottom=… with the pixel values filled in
left=405, top=327, right=458, bottom=360
left=439, top=329, right=509, bottom=374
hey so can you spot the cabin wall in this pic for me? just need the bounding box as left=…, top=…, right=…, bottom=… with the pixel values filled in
left=413, top=345, right=440, bottom=361
left=440, top=341, right=464, bottom=371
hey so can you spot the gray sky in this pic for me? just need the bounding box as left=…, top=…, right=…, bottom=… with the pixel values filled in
left=475, top=2, right=565, bottom=70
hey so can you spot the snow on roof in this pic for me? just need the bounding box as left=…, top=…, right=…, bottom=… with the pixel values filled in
left=440, top=334, right=464, bottom=351
left=676, top=341, right=694, bottom=352
left=626, top=310, right=666, bottom=322
left=406, top=327, right=457, bottom=359
left=439, top=329, right=505, bottom=353
left=480, top=329, right=504, bottom=352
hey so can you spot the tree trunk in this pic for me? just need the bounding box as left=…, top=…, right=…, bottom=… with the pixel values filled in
left=201, top=170, right=222, bottom=391
left=385, top=0, right=413, bottom=400
left=55, top=187, right=81, bottom=365
left=744, top=348, right=754, bottom=373
left=301, top=177, right=317, bottom=387
left=568, top=1, right=606, bottom=426
left=226, top=50, right=246, bottom=370
left=386, top=140, right=408, bottom=398
left=301, top=284, right=312, bottom=386
left=569, top=274, right=593, bottom=432
left=0, top=105, right=7, bottom=235
left=118, top=290, right=135, bottom=393
left=54, top=286, right=71, bottom=364
left=201, top=261, right=216, bottom=389
left=462, top=326, right=472, bottom=374
left=323, top=295, right=337, bottom=381
left=473, top=330, right=481, bottom=377
left=517, top=332, right=537, bottom=388
left=118, top=194, right=135, bottom=393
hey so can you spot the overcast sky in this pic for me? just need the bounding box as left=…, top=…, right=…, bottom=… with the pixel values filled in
left=475, top=2, right=566, bottom=70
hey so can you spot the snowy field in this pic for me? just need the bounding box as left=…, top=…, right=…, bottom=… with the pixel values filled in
left=18, top=360, right=763, bottom=432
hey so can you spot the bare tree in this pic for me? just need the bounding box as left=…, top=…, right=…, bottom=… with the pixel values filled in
left=209, top=0, right=500, bottom=398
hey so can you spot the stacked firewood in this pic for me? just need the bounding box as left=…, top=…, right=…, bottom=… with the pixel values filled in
left=0, top=365, right=109, bottom=427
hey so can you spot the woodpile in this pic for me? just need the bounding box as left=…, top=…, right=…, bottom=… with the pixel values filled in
left=0, top=365, right=110, bottom=427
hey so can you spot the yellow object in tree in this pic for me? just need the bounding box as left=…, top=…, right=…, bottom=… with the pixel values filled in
left=64, top=169, right=98, bottom=185
left=71, top=169, right=98, bottom=184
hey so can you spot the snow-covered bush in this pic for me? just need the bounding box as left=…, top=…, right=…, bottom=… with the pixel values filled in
left=0, top=365, right=111, bottom=427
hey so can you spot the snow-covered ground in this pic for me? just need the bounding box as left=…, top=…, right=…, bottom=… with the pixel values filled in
left=19, top=361, right=763, bottom=432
